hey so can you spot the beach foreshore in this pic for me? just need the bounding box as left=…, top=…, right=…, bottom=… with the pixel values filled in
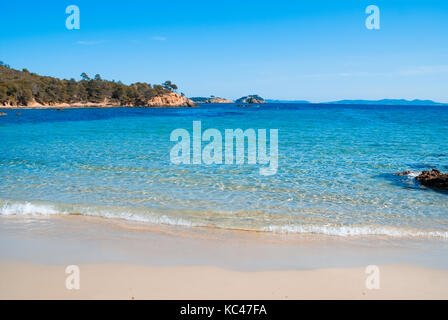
left=1, top=261, right=448, bottom=299
left=1, top=215, right=448, bottom=299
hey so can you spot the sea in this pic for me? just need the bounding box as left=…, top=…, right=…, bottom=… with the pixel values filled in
left=1, top=103, right=447, bottom=239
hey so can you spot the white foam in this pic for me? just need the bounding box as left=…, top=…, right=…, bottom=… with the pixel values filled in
left=0, top=202, right=61, bottom=216
left=81, top=209, right=200, bottom=227
left=0, top=201, right=200, bottom=227
left=2, top=201, right=447, bottom=240
left=406, top=171, right=421, bottom=178
left=263, top=224, right=448, bottom=239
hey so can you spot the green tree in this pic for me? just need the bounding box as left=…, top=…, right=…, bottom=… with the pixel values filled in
left=80, top=73, right=90, bottom=81
left=162, top=80, right=178, bottom=92
left=0, top=65, right=183, bottom=106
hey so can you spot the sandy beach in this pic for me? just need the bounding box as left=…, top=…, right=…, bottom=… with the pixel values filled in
left=1, top=261, right=448, bottom=299
left=1, top=215, right=448, bottom=299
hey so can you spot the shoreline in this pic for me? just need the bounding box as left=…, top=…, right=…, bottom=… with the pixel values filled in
left=2, top=214, right=448, bottom=270
left=3, top=210, right=448, bottom=241
left=2, top=102, right=447, bottom=110
left=1, top=199, right=448, bottom=241
left=1, top=198, right=448, bottom=241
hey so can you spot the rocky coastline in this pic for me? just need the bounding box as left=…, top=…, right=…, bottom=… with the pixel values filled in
left=0, top=92, right=196, bottom=109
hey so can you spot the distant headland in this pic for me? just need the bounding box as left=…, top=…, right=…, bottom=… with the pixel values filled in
left=266, top=99, right=447, bottom=106
left=190, top=95, right=267, bottom=104
left=327, top=99, right=447, bottom=106
left=1, top=62, right=446, bottom=109
left=0, top=62, right=195, bottom=108
left=190, top=96, right=234, bottom=104
left=192, top=97, right=446, bottom=106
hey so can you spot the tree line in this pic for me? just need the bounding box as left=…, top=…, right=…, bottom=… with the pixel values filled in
left=0, top=61, right=179, bottom=106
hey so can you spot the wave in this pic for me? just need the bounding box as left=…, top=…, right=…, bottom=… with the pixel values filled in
left=263, top=224, right=448, bottom=239
left=401, top=171, right=422, bottom=178
left=1, top=200, right=448, bottom=239
left=0, top=202, right=60, bottom=216
left=0, top=201, right=200, bottom=227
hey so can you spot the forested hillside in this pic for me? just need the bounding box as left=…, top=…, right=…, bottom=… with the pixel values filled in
left=0, top=61, right=179, bottom=106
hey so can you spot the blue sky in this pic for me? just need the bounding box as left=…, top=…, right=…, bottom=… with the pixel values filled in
left=1, top=0, right=447, bottom=102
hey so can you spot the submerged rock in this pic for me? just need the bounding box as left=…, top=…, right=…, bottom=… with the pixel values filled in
left=415, top=169, right=448, bottom=190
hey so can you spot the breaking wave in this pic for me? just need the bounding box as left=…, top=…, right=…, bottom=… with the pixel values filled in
left=1, top=200, right=448, bottom=240
left=263, top=224, right=448, bottom=239
left=0, top=201, right=200, bottom=227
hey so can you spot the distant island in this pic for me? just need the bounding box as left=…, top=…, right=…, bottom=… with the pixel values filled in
left=190, top=95, right=267, bottom=104
left=266, top=99, right=447, bottom=106
left=235, top=95, right=266, bottom=104
left=190, top=96, right=234, bottom=103
left=2, top=62, right=446, bottom=109
left=0, top=62, right=195, bottom=108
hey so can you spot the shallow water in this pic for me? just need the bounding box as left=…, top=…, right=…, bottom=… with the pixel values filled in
left=0, top=104, right=447, bottom=238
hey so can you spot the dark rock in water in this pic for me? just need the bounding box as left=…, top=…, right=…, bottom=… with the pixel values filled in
left=416, top=169, right=448, bottom=190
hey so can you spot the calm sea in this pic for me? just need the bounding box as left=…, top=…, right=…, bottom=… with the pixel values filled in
left=1, top=104, right=447, bottom=238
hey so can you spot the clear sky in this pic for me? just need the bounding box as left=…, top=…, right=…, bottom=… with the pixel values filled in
left=1, top=0, right=447, bottom=102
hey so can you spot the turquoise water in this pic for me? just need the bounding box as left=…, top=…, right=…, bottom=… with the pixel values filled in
left=0, top=104, right=447, bottom=238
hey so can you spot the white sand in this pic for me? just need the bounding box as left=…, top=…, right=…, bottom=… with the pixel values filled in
left=1, top=261, right=448, bottom=299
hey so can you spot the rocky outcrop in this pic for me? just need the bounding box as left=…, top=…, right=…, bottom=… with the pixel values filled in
left=0, top=93, right=196, bottom=109
left=190, top=97, right=234, bottom=103
left=28, top=99, right=121, bottom=108
left=235, top=95, right=266, bottom=104
left=395, top=169, right=448, bottom=190
left=415, top=169, right=448, bottom=190
left=146, top=93, right=196, bottom=107
left=1, top=98, right=123, bottom=109
left=208, top=97, right=233, bottom=103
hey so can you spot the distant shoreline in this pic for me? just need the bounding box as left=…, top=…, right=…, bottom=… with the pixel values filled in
left=0, top=104, right=195, bottom=110
left=2, top=101, right=448, bottom=110
left=266, top=99, right=448, bottom=106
